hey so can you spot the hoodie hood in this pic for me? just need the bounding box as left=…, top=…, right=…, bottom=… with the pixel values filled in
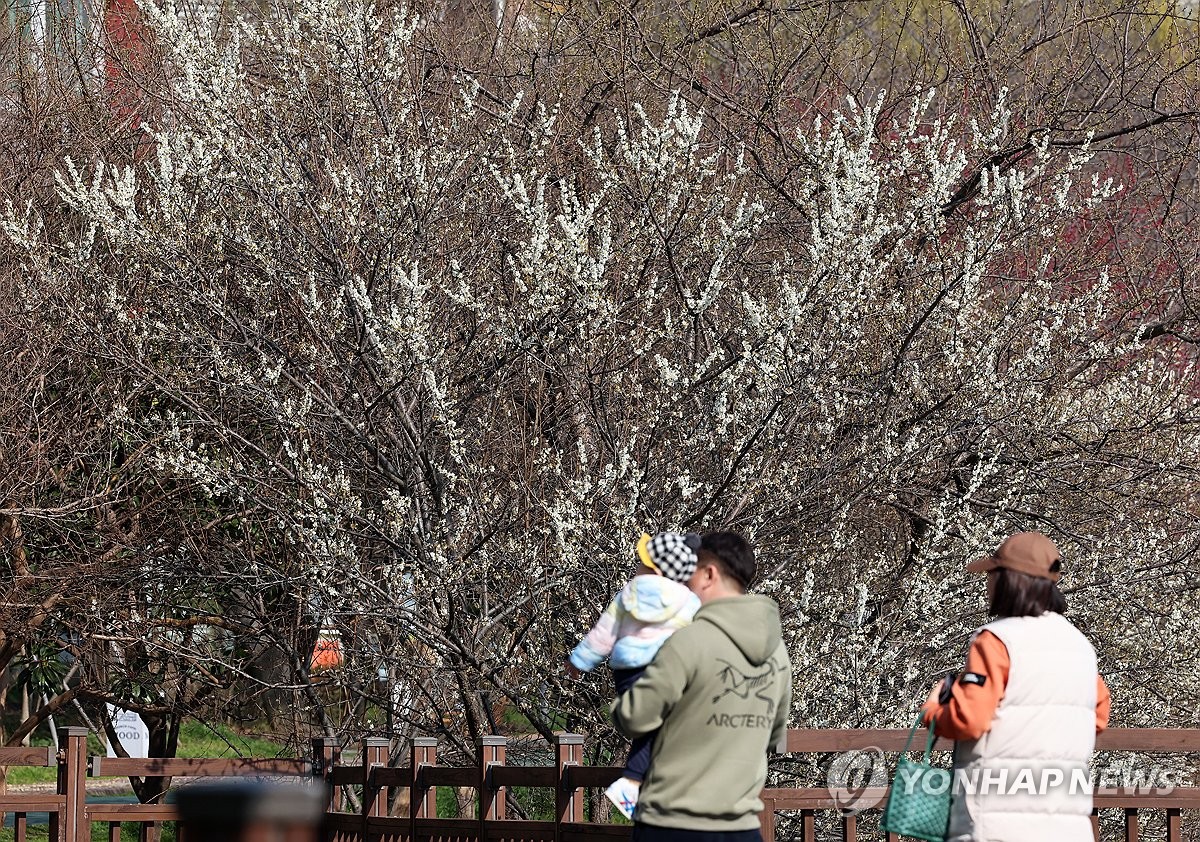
left=619, top=575, right=699, bottom=624
left=694, top=595, right=782, bottom=666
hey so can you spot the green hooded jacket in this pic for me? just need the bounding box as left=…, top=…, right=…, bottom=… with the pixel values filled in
left=611, top=594, right=793, bottom=831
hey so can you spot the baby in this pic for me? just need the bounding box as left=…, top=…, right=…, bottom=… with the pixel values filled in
left=566, top=531, right=702, bottom=819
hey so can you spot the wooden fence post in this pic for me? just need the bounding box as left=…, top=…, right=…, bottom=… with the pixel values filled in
left=312, top=737, right=343, bottom=813
left=555, top=732, right=584, bottom=842
left=57, top=726, right=89, bottom=842
left=840, top=812, right=855, bottom=842
left=410, top=737, right=437, bottom=842
left=361, top=737, right=390, bottom=840
left=759, top=795, right=775, bottom=842
left=478, top=735, right=506, bottom=831
left=801, top=809, right=815, bottom=842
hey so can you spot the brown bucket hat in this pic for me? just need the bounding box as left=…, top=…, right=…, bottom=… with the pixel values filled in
left=966, top=531, right=1062, bottom=582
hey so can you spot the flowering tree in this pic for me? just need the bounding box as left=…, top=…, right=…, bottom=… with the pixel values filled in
left=1, top=0, right=1198, bottom=782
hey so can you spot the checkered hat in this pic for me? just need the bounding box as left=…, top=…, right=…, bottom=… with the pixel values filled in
left=636, top=531, right=702, bottom=584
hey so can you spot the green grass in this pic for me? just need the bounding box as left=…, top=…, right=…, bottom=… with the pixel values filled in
left=498, top=707, right=568, bottom=734
left=4, top=765, right=57, bottom=787
left=172, top=721, right=287, bottom=759
left=0, top=823, right=177, bottom=841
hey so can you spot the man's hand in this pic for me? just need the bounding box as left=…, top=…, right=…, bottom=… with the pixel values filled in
left=564, top=658, right=583, bottom=680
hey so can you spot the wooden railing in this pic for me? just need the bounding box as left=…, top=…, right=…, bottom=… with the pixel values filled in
left=86, top=751, right=312, bottom=839
left=0, top=727, right=1194, bottom=841
left=0, top=727, right=313, bottom=841
left=763, top=728, right=1200, bottom=842
left=318, top=729, right=1200, bottom=842
left=0, top=744, right=61, bottom=840
left=316, top=733, right=630, bottom=842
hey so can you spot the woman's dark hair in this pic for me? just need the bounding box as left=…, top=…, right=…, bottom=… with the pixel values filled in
left=989, top=567, right=1067, bottom=617
left=698, top=531, right=756, bottom=590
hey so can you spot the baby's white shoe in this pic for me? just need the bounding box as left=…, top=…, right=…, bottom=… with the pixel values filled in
left=604, top=776, right=641, bottom=820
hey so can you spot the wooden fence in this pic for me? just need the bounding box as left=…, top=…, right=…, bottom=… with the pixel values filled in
left=0, top=727, right=1196, bottom=841
left=0, top=727, right=310, bottom=841
left=319, top=730, right=1200, bottom=842
left=761, top=728, right=1200, bottom=842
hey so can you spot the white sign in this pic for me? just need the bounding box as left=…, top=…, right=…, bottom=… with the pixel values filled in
left=106, top=705, right=150, bottom=758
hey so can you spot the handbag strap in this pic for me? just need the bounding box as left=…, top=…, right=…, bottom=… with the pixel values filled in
left=900, top=713, right=938, bottom=762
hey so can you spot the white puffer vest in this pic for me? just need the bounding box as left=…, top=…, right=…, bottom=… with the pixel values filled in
left=948, top=612, right=1098, bottom=842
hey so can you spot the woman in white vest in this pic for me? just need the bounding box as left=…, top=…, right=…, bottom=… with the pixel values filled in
left=921, top=531, right=1111, bottom=842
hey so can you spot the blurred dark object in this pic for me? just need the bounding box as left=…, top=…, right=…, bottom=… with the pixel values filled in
left=175, top=779, right=327, bottom=842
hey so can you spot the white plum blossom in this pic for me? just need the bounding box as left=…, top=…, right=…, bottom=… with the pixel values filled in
left=3, top=0, right=1198, bottom=759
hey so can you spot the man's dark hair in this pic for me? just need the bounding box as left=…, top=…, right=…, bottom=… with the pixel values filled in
left=698, top=531, right=756, bottom=591
left=989, top=567, right=1067, bottom=617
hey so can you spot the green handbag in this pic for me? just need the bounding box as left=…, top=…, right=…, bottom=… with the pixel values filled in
left=880, top=715, right=952, bottom=842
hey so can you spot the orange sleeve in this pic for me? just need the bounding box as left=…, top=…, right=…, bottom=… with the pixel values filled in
left=1095, top=675, right=1111, bottom=733
left=921, top=631, right=1009, bottom=741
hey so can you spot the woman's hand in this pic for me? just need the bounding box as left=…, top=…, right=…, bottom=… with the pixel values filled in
left=920, top=680, right=944, bottom=724
left=564, top=658, right=583, bottom=680
left=924, top=681, right=942, bottom=709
